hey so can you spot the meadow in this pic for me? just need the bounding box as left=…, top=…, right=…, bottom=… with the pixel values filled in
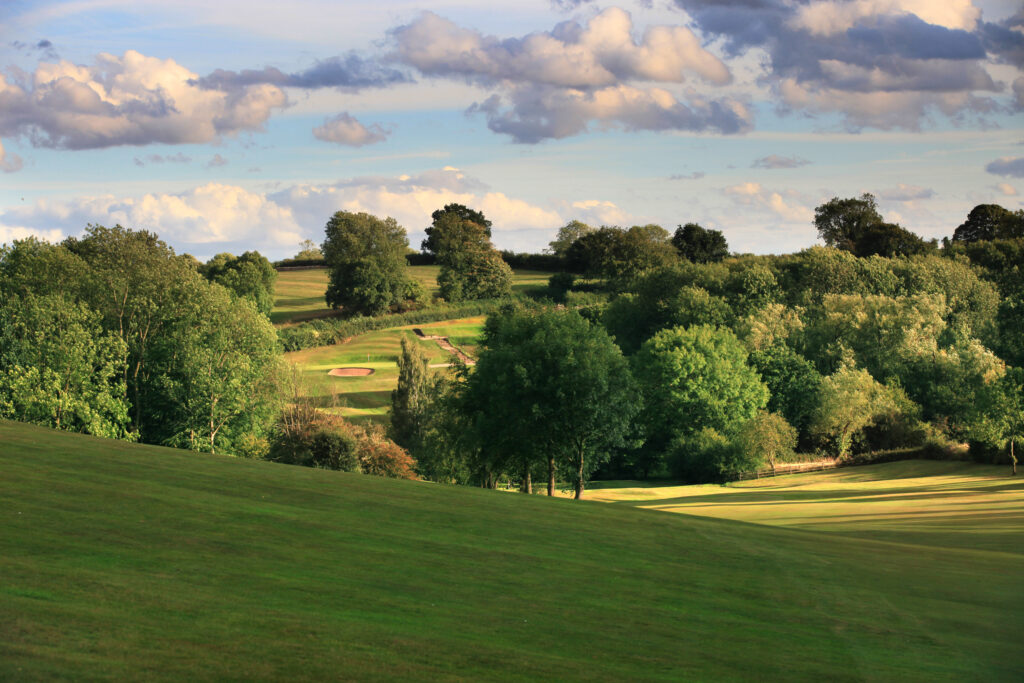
left=284, top=317, right=485, bottom=424
left=271, top=266, right=554, bottom=327
left=2, top=420, right=1022, bottom=681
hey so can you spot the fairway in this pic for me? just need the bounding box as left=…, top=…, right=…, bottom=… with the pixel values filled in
left=271, top=267, right=554, bottom=326
left=2, top=421, right=1023, bottom=681
left=583, top=461, right=1024, bottom=554
left=285, top=317, right=485, bottom=423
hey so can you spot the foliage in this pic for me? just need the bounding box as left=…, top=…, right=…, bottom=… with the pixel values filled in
left=633, top=325, right=768, bottom=455
left=966, top=367, right=1024, bottom=471
left=0, top=293, right=133, bottom=440
left=389, top=336, right=433, bottom=453
left=323, top=211, right=417, bottom=316
left=455, top=307, right=641, bottom=498
left=813, top=193, right=884, bottom=251
left=734, top=411, right=798, bottom=476
left=671, top=223, right=729, bottom=263
left=268, top=407, right=360, bottom=471
left=566, top=225, right=677, bottom=281
left=356, top=425, right=418, bottom=479
left=547, top=220, right=595, bottom=257
left=200, top=250, right=277, bottom=316
left=433, top=212, right=512, bottom=302
left=853, top=222, right=934, bottom=258
left=811, top=359, right=903, bottom=459
left=748, top=344, right=822, bottom=442
left=294, top=239, right=323, bottom=261
left=952, top=204, right=1024, bottom=243
left=421, top=203, right=492, bottom=255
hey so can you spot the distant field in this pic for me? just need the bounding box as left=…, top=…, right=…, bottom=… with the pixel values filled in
left=3, top=420, right=1023, bottom=680
left=285, top=316, right=485, bottom=424
left=271, top=266, right=554, bottom=326
left=582, top=461, right=1024, bottom=554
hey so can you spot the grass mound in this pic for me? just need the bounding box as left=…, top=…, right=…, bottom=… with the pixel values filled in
left=2, top=421, right=1022, bottom=681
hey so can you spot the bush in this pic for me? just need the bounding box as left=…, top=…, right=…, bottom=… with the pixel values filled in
left=357, top=427, right=418, bottom=479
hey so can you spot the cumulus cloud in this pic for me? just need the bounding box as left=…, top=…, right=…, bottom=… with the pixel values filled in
left=0, top=184, right=304, bottom=250
left=995, top=183, right=1018, bottom=197
left=877, top=183, right=934, bottom=201
left=133, top=152, right=191, bottom=166
left=0, top=140, right=24, bottom=173
left=0, top=50, right=287, bottom=151
left=724, top=182, right=814, bottom=223
left=313, top=113, right=389, bottom=146
left=670, top=0, right=1008, bottom=129
left=565, top=199, right=634, bottom=226
left=194, top=53, right=409, bottom=92
left=986, top=156, right=1024, bottom=178
left=391, top=8, right=749, bottom=142
left=752, top=154, right=810, bottom=169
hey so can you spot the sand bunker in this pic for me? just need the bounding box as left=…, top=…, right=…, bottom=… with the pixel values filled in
left=328, top=367, right=374, bottom=377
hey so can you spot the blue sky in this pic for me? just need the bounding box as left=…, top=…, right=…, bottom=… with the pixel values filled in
left=1, top=0, right=1022, bottom=260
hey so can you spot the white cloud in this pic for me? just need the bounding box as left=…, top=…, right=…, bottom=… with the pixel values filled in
left=0, top=225, right=62, bottom=244
left=789, top=0, right=980, bottom=37
left=312, top=112, right=388, bottom=146
left=567, top=199, right=634, bottom=226
left=724, top=182, right=814, bottom=223
left=0, top=50, right=287, bottom=150
left=995, top=183, right=1018, bottom=197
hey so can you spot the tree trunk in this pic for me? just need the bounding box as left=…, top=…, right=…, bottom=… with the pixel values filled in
left=547, top=455, right=555, bottom=496
left=1012, top=439, right=1017, bottom=476
left=574, top=448, right=584, bottom=500
left=522, top=468, right=531, bottom=494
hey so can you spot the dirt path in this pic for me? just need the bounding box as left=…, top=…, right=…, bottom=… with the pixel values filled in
left=413, top=328, right=476, bottom=366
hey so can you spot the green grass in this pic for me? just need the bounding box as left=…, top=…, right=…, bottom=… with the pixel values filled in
left=2, top=421, right=1023, bottom=680
left=580, top=461, right=1024, bottom=554
left=271, top=267, right=554, bottom=326
left=285, top=317, right=485, bottom=424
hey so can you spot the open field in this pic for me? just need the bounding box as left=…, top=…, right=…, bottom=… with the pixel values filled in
left=284, top=316, right=485, bottom=423
left=271, top=267, right=554, bottom=326
left=581, top=461, right=1024, bottom=554
left=2, top=420, right=1023, bottom=680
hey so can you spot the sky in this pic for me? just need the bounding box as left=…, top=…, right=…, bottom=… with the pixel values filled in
left=0, top=0, right=1022, bottom=260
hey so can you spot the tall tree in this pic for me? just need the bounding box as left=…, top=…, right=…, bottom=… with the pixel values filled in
left=814, top=193, right=883, bottom=252
left=672, top=223, right=729, bottom=263
left=811, top=359, right=901, bottom=459
left=322, top=211, right=417, bottom=315
left=547, top=220, right=594, bottom=257
left=422, top=203, right=492, bottom=255
left=633, top=324, right=768, bottom=454
left=200, top=250, right=277, bottom=316
left=389, top=335, right=433, bottom=454
left=433, top=212, right=512, bottom=301
left=952, top=204, right=1024, bottom=243
left=464, top=308, right=640, bottom=499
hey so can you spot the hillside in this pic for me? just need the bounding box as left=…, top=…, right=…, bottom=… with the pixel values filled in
left=2, top=421, right=1022, bottom=681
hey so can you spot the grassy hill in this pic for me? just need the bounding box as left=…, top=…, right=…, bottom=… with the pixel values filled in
left=3, top=420, right=1023, bottom=681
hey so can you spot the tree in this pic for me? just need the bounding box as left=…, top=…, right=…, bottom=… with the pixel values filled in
left=566, top=225, right=677, bottom=281
left=854, top=222, right=932, bottom=258
left=200, top=251, right=277, bottom=316
left=548, top=220, right=594, bottom=257
left=734, top=412, right=797, bottom=476
left=422, top=203, right=492, bottom=255
left=322, top=211, right=417, bottom=316
left=0, top=293, right=133, bottom=440
left=952, top=204, right=1024, bottom=243
left=294, top=239, right=323, bottom=260
left=672, top=223, right=729, bottom=263
left=748, top=344, right=822, bottom=443
left=389, top=335, right=433, bottom=453
left=814, top=193, right=883, bottom=252
left=633, top=325, right=768, bottom=455
left=811, top=359, right=901, bottom=459
left=433, top=212, right=512, bottom=301
left=968, top=367, right=1024, bottom=475
left=357, top=425, right=418, bottom=479
left=463, top=308, right=641, bottom=499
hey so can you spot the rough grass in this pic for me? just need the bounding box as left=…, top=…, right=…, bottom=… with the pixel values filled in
left=284, top=317, right=485, bottom=424
left=2, top=421, right=1022, bottom=681
left=271, top=267, right=554, bottom=327
left=580, top=461, right=1024, bottom=554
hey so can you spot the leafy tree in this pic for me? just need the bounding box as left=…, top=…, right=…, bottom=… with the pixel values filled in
left=952, top=204, right=1024, bottom=243
left=633, top=324, right=768, bottom=455
left=357, top=425, right=418, bottom=479
left=322, top=211, right=417, bottom=316
left=268, top=408, right=360, bottom=471
left=566, top=225, right=677, bottom=281
left=433, top=212, right=512, bottom=301
left=748, top=344, right=822, bottom=443
left=389, top=335, right=433, bottom=453
left=968, top=367, right=1024, bottom=474
left=463, top=308, right=640, bottom=499
left=605, top=281, right=733, bottom=354
left=200, top=250, right=277, bottom=316
left=854, top=222, right=933, bottom=258
left=422, top=203, right=492, bottom=255
left=294, top=239, right=323, bottom=260
left=0, top=293, right=132, bottom=440
left=734, top=412, right=797, bottom=476
left=672, top=223, right=729, bottom=263
left=814, top=193, right=883, bottom=251
left=811, top=359, right=901, bottom=459
left=548, top=220, right=594, bottom=257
